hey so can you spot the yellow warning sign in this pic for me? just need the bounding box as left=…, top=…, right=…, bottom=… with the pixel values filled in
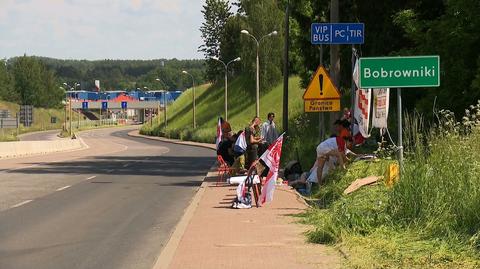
left=303, top=66, right=341, bottom=100
left=304, top=99, right=341, bottom=112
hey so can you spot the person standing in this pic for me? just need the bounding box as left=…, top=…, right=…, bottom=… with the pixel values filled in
left=245, top=117, right=263, bottom=168
left=261, top=112, right=279, bottom=146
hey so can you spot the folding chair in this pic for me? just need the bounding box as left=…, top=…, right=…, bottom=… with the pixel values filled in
left=216, top=155, right=234, bottom=186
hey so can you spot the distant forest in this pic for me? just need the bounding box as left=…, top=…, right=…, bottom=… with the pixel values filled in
left=0, top=56, right=206, bottom=108
left=39, top=57, right=206, bottom=92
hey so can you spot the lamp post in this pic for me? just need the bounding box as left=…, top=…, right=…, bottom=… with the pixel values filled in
left=182, top=71, right=196, bottom=129
left=240, top=29, right=277, bottom=117
left=63, top=82, right=80, bottom=137
left=211, top=56, right=241, bottom=122
left=156, top=78, right=168, bottom=131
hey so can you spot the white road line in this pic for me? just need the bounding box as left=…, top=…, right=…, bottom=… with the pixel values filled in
left=56, top=185, right=71, bottom=191
left=123, top=163, right=129, bottom=167
left=11, top=200, right=33, bottom=208
left=86, top=176, right=97, bottom=180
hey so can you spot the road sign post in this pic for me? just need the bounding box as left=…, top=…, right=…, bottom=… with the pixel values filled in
left=358, top=55, right=440, bottom=173
left=303, top=66, right=341, bottom=114
left=311, top=23, right=364, bottom=45
left=311, top=22, right=364, bottom=139
left=359, top=56, right=440, bottom=88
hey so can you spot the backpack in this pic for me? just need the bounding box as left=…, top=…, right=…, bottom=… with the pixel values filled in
left=284, top=160, right=303, bottom=181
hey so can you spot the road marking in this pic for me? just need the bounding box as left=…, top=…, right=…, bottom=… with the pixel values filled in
left=56, top=185, right=71, bottom=191
left=123, top=163, right=129, bottom=167
left=86, top=176, right=97, bottom=180
left=11, top=200, right=33, bottom=208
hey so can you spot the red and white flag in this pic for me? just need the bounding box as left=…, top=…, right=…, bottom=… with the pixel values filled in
left=259, top=133, right=284, bottom=204
left=215, top=117, right=222, bottom=150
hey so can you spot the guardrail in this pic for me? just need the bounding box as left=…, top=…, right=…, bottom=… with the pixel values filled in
left=71, top=119, right=120, bottom=130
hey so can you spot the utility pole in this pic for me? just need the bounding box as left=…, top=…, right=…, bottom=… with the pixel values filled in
left=282, top=0, right=290, bottom=134
left=329, top=0, right=340, bottom=134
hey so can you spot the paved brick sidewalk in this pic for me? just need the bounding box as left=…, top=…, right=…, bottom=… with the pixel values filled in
left=166, top=179, right=340, bottom=269
left=130, top=131, right=341, bottom=268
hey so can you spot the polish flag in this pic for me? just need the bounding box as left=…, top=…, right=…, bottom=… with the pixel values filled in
left=216, top=117, right=222, bottom=150
left=259, top=133, right=284, bottom=204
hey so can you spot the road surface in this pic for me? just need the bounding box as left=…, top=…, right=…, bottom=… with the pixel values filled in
left=18, top=130, right=62, bottom=141
left=0, top=127, right=214, bottom=269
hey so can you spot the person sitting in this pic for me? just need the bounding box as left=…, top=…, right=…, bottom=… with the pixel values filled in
left=217, top=132, right=236, bottom=166
left=232, top=130, right=248, bottom=175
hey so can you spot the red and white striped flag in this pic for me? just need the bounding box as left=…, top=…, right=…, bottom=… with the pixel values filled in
left=215, top=117, right=222, bottom=150
left=259, top=133, right=284, bottom=204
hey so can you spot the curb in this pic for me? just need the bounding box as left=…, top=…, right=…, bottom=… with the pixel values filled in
left=152, top=167, right=216, bottom=269
left=129, top=131, right=217, bottom=269
left=17, top=129, right=62, bottom=140
left=127, top=130, right=216, bottom=151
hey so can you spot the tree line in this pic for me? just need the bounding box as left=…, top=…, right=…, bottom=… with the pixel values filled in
left=200, top=0, right=480, bottom=117
left=0, top=56, right=206, bottom=108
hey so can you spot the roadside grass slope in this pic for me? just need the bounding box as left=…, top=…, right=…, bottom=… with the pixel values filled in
left=141, top=76, right=306, bottom=143
left=0, top=100, right=65, bottom=141
left=302, top=103, right=480, bottom=268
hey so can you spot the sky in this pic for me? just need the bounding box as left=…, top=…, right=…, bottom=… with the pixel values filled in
left=0, top=0, right=205, bottom=60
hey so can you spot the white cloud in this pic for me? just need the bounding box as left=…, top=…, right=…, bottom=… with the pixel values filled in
left=0, top=0, right=205, bottom=60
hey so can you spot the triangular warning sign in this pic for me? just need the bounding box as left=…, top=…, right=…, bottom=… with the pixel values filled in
left=303, top=66, right=341, bottom=100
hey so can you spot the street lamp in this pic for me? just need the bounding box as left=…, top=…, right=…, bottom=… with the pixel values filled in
left=211, top=56, right=241, bottom=122
left=241, top=29, right=278, bottom=117
left=156, top=78, right=168, bottom=131
left=62, top=82, right=80, bottom=137
left=181, top=71, right=196, bottom=129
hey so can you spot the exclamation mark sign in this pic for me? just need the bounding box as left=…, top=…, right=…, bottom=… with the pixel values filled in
left=319, top=74, right=324, bottom=96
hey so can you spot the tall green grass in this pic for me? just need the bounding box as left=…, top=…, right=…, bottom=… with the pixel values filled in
left=303, top=101, right=480, bottom=268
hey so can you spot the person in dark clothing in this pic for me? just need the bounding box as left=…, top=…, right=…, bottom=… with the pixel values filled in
left=217, top=132, right=237, bottom=166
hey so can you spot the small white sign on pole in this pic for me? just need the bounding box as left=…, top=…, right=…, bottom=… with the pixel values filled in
left=372, top=88, right=390, bottom=129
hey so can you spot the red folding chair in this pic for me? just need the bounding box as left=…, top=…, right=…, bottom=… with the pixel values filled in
left=216, top=155, right=234, bottom=185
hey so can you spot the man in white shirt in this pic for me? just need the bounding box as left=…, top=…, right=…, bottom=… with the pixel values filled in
left=261, top=112, right=279, bottom=145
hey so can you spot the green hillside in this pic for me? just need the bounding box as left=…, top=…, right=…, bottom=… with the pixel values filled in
left=0, top=101, right=65, bottom=141
left=141, top=76, right=306, bottom=143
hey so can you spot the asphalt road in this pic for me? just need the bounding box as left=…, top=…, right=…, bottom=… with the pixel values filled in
left=19, top=130, right=62, bottom=141
left=0, top=127, right=214, bottom=269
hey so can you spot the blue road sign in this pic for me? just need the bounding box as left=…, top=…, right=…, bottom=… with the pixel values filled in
left=121, top=101, right=128, bottom=109
left=311, top=23, right=364, bottom=45
left=82, top=101, right=88, bottom=110
left=102, top=101, right=108, bottom=110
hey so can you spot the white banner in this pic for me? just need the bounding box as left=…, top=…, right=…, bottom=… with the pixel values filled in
left=354, top=88, right=371, bottom=138
left=95, top=80, right=100, bottom=91
left=372, top=88, right=390, bottom=129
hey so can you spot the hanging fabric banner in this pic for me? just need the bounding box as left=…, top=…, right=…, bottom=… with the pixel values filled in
left=354, top=88, right=371, bottom=138
left=372, top=88, right=390, bottom=129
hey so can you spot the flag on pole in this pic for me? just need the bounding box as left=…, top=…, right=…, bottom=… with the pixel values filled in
left=353, top=58, right=372, bottom=137
left=95, top=80, right=100, bottom=92
left=259, top=133, right=285, bottom=204
left=216, top=117, right=222, bottom=150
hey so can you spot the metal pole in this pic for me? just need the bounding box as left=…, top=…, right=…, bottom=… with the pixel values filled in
left=329, top=0, right=340, bottom=134
left=319, top=45, right=324, bottom=140
left=397, top=88, right=404, bottom=172
left=164, top=93, right=167, bottom=131
left=69, top=99, right=72, bottom=137
left=193, top=80, right=196, bottom=129
left=225, top=67, right=228, bottom=121
left=256, top=45, right=260, bottom=117
left=351, top=46, right=356, bottom=139
left=282, top=0, right=289, bottom=134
